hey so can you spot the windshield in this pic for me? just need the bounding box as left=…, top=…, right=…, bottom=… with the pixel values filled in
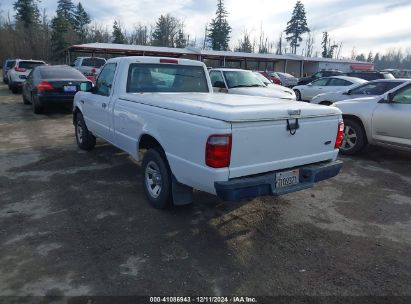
left=19, top=61, right=44, bottom=70
left=127, top=63, right=209, bottom=93
left=6, top=60, right=15, bottom=68
left=81, top=58, right=106, bottom=68
left=223, top=70, right=265, bottom=88
left=254, top=73, right=270, bottom=85
left=40, top=67, right=86, bottom=80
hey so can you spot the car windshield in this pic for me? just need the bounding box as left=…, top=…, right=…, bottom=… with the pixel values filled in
left=127, top=63, right=209, bottom=93
left=81, top=58, right=106, bottom=68
left=19, top=61, right=44, bottom=70
left=223, top=70, right=265, bottom=88
left=254, top=73, right=270, bottom=85
left=6, top=61, right=15, bottom=68
left=40, top=67, right=86, bottom=80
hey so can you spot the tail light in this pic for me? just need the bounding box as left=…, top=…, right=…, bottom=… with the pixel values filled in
left=91, top=68, right=96, bottom=74
left=14, top=67, right=26, bottom=72
left=335, top=120, right=344, bottom=149
left=37, top=81, right=54, bottom=92
left=160, top=59, right=178, bottom=64
left=206, top=134, right=232, bottom=168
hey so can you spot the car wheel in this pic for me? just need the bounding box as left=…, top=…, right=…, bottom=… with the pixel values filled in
left=32, top=96, right=44, bottom=114
left=75, top=112, right=96, bottom=150
left=294, top=90, right=302, bottom=101
left=22, top=92, right=30, bottom=105
left=340, top=118, right=366, bottom=155
left=11, top=83, right=19, bottom=94
left=142, top=148, right=173, bottom=209
left=319, top=101, right=332, bottom=106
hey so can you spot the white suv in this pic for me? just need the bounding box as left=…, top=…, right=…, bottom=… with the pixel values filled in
left=71, top=57, right=106, bottom=84
left=8, top=59, right=46, bottom=93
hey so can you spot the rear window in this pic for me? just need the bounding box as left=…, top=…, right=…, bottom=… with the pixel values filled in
left=19, top=61, right=45, bottom=70
left=40, top=67, right=86, bottom=80
left=81, top=58, right=106, bottom=68
left=127, top=63, right=209, bottom=93
left=6, top=60, right=16, bottom=68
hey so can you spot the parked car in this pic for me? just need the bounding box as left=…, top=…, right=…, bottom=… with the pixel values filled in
left=311, top=79, right=407, bottom=105
left=332, top=82, right=411, bottom=155
left=22, top=65, right=92, bottom=114
left=71, top=57, right=106, bottom=84
left=73, top=56, right=343, bottom=209
left=258, top=71, right=282, bottom=85
left=297, top=70, right=344, bottom=85
left=345, top=71, right=395, bottom=81
left=7, top=59, right=46, bottom=93
left=209, top=68, right=296, bottom=100
left=253, top=72, right=296, bottom=95
left=2, top=59, right=16, bottom=84
left=272, top=72, right=298, bottom=87
left=293, top=76, right=367, bottom=102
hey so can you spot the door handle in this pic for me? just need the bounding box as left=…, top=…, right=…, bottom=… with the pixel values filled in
left=80, top=100, right=85, bottom=104
left=102, top=103, right=107, bottom=109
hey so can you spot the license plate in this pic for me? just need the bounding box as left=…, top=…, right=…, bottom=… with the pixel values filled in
left=64, top=85, right=77, bottom=92
left=275, top=169, right=300, bottom=189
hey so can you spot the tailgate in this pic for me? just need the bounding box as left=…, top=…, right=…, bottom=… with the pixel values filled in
left=229, top=115, right=340, bottom=178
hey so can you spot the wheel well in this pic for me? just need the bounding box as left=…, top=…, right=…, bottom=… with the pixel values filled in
left=73, top=107, right=81, bottom=125
left=319, top=101, right=332, bottom=106
left=139, top=134, right=163, bottom=151
left=342, top=114, right=368, bottom=144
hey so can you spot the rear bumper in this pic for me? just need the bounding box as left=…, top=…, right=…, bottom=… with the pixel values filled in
left=36, top=95, right=75, bottom=106
left=215, top=160, right=342, bottom=201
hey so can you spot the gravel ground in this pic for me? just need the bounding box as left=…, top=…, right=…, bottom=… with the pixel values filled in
left=0, top=82, right=410, bottom=300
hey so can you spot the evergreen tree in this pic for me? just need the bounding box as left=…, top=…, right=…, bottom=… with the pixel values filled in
left=235, top=32, right=252, bottom=53
left=50, top=13, right=71, bottom=57
left=175, top=28, right=187, bottom=48
left=355, top=53, right=366, bottom=62
left=367, top=51, right=373, bottom=63
left=152, top=14, right=180, bottom=47
left=73, top=2, right=90, bottom=42
left=13, top=0, right=40, bottom=28
left=285, top=1, right=310, bottom=54
left=208, top=0, right=231, bottom=51
left=56, top=0, right=75, bottom=25
left=321, top=32, right=328, bottom=58
left=112, top=20, right=126, bottom=44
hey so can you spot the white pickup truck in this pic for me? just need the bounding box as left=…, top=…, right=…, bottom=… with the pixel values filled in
left=73, top=56, right=344, bottom=209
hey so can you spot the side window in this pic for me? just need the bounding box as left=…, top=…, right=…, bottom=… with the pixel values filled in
left=311, top=78, right=329, bottom=86
left=328, top=78, right=351, bottom=86
left=27, top=70, right=34, bottom=83
left=314, top=72, right=323, bottom=78
left=392, top=85, right=411, bottom=104
left=210, top=71, right=225, bottom=87
left=351, top=83, right=385, bottom=95
left=95, top=63, right=116, bottom=96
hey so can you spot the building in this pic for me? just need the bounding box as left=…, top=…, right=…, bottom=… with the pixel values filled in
left=66, top=43, right=374, bottom=77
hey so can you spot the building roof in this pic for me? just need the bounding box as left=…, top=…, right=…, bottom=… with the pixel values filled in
left=67, top=43, right=372, bottom=65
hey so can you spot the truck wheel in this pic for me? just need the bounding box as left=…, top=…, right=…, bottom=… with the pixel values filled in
left=340, top=118, right=366, bottom=155
left=75, top=112, right=96, bottom=150
left=294, top=89, right=302, bottom=101
left=11, top=83, right=19, bottom=94
left=142, top=148, right=173, bottom=209
left=32, top=96, right=44, bottom=114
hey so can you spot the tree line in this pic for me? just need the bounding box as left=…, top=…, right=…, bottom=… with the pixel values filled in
left=1, top=0, right=410, bottom=70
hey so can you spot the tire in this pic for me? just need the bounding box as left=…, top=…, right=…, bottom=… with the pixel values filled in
left=319, top=101, right=332, bottom=106
left=10, top=83, right=19, bottom=94
left=22, top=92, right=30, bottom=105
left=142, top=148, right=173, bottom=209
left=3, top=78, right=8, bottom=84
left=74, top=112, right=96, bottom=150
left=32, top=96, right=44, bottom=114
left=340, top=118, right=367, bottom=155
left=294, top=89, right=302, bottom=101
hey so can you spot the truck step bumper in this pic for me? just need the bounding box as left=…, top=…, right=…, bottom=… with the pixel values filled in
left=215, top=160, right=342, bottom=201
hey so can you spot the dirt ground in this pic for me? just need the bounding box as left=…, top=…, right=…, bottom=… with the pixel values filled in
left=0, top=82, right=410, bottom=299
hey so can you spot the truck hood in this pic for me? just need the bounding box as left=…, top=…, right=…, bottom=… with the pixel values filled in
left=229, top=86, right=295, bottom=99
left=119, top=93, right=341, bottom=122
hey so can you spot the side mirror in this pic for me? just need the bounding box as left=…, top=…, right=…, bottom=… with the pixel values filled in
left=213, top=80, right=226, bottom=89
left=80, top=82, right=94, bottom=92
left=307, top=83, right=313, bottom=86
left=343, top=90, right=351, bottom=95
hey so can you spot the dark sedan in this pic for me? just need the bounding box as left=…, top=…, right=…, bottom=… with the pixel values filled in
left=22, top=65, right=92, bottom=114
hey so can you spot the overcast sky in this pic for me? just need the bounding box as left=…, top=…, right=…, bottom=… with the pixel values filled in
left=1, top=0, right=411, bottom=57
